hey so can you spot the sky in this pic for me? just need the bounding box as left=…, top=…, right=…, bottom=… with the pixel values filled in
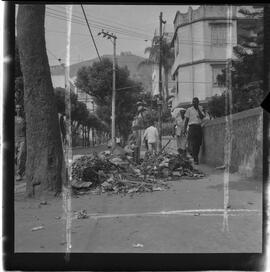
left=44, top=4, right=200, bottom=66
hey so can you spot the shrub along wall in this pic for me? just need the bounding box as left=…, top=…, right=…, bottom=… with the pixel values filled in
left=200, top=107, right=263, bottom=179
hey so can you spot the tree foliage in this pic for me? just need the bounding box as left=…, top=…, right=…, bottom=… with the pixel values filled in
left=54, top=87, right=107, bottom=133
left=208, top=6, right=264, bottom=118
left=75, top=58, right=143, bottom=140
left=139, top=34, right=174, bottom=99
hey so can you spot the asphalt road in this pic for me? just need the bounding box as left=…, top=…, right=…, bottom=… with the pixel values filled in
left=15, top=164, right=262, bottom=253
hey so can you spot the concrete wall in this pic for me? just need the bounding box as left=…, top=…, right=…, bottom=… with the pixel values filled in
left=200, top=107, right=263, bottom=178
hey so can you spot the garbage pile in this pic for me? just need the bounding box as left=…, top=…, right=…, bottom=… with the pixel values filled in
left=140, top=151, right=205, bottom=179
left=71, top=152, right=169, bottom=194
left=71, top=150, right=205, bottom=195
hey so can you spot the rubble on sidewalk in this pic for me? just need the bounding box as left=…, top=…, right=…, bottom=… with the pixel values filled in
left=75, top=209, right=89, bottom=219
left=71, top=149, right=205, bottom=195
left=140, top=151, right=205, bottom=180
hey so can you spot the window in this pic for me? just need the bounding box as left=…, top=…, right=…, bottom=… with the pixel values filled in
left=211, top=24, right=227, bottom=47
left=212, top=65, right=226, bottom=87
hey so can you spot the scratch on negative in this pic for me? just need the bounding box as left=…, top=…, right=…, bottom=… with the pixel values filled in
left=223, top=5, right=234, bottom=232
left=63, top=5, right=73, bottom=261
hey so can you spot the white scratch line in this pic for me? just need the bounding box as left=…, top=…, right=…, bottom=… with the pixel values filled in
left=63, top=5, right=73, bottom=262
left=83, top=208, right=260, bottom=220
left=223, top=4, right=234, bottom=233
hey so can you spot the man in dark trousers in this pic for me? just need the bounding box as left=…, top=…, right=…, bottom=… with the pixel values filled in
left=183, top=97, right=205, bottom=165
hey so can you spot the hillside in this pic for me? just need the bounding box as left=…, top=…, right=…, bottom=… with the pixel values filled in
left=50, top=53, right=152, bottom=92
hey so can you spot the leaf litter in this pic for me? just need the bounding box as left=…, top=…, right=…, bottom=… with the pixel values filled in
left=71, top=149, right=205, bottom=196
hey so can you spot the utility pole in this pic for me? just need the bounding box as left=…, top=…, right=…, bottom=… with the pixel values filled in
left=98, top=30, right=117, bottom=148
left=158, top=12, right=166, bottom=150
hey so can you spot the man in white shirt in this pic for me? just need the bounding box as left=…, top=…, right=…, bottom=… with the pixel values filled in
left=183, top=97, right=205, bottom=164
left=143, top=121, right=159, bottom=154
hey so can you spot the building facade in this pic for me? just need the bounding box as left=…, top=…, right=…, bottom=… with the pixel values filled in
left=171, top=5, right=237, bottom=109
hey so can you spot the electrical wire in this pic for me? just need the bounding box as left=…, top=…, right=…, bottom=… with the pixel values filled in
left=46, top=8, right=152, bottom=40
left=46, top=12, right=151, bottom=40
left=46, top=28, right=150, bottom=43
left=46, top=9, right=252, bottom=47
left=50, top=5, right=151, bottom=34
left=46, top=7, right=149, bottom=38
left=80, top=4, right=101, bottom=61
left=47, top=6, right=152, bottom=38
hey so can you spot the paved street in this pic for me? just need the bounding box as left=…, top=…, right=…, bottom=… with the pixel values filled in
left=15, top=162, right=262, bottom=253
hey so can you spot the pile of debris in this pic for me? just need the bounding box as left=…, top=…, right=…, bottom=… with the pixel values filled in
left=71, top=152, right=169, bottom=194
left=71, top=149, right=204, bottom=195
left=140, top=151, right=205, bottom=179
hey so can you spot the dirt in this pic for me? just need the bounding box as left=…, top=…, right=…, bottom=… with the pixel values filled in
left=14, top=164, right=262, bottom=253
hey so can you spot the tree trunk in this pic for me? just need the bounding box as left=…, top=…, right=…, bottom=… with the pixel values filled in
left=17, top=5, right=63, bottom=197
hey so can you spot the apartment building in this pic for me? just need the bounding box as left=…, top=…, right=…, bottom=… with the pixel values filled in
left=171, top=5, right=238, bottom=108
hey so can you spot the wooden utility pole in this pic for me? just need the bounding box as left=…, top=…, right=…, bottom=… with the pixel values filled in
left=98, top=30, right=117, bottom=148
left=158, top=12, right=166, bottom=150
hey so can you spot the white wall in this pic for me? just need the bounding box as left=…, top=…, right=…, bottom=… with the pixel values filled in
left=174, top=21, right=205, bottom=67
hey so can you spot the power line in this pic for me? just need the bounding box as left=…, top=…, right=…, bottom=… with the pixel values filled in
left=47, top=6, right=152, bottom=38
left=46, top=8, right=152, bottom=40
left=80, top=4, right=101, bottom=61
left=46, top=12, right=151, bottom=40
left=46, top=28, right=150, bottom=42
left=45, top=19, right=242, bottom=47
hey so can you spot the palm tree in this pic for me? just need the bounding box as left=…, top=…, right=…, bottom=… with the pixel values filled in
left=139, top=34, right=174, bottom=101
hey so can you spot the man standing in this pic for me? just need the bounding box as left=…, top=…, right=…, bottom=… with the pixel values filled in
left=143, top=121, right=159, bottom=154
left=15, top=104, right=26, bottom=181
left=127, top=128, right=141, bottom=163
left=183, top=97, right=205, bottom=165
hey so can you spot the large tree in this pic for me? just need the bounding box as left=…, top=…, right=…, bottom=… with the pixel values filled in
left=15, top=39, right=24, bottom=106
left=17, top=5, right=63, bottom=197
left=76, top=58, right=143, bottom=140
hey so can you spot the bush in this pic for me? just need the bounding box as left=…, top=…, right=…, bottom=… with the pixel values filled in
left=161, top=122, right=174, bottom=136
left=207, top=94, right=226, bottom=118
